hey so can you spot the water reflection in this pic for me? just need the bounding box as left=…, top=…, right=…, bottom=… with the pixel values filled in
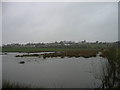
left=2, top=52, right=107, bottom=88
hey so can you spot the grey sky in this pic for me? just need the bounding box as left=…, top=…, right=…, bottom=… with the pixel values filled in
left=2, top=2, right=118, bottom=44
left=0, top=3, right=2, bottom=45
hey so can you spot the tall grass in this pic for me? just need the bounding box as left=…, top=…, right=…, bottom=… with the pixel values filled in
left=2, top=80, right=31, bottom=89
left=15, top=50, right=99, bottom=58
left=2, top=80, right=45, bottom=89
left=100, top=47, right=120, bottom=88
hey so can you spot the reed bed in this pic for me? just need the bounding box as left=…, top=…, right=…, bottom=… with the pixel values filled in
left=15, top=50, right=99, bottom=58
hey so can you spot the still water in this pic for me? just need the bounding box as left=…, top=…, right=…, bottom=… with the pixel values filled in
left=2, top=52, right=108, bottom=88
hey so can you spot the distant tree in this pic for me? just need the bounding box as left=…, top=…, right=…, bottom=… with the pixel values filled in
left=82, top=40, right=86, bottom=43
left=96, top=41, right=99, bottom=44
left=55, top=41, right=58, bottom=44
left=60, top=41, right=64, bottom=45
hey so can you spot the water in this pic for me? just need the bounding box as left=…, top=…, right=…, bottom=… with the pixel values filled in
left=2, top=52, right=108, bottom=88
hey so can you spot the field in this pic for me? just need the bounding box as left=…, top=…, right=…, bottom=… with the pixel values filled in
left=2, top=47, right=100, bottom=52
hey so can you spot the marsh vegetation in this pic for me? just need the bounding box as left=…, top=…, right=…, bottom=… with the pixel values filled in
left=2, top=41, right=120, bottom=88
left=15, top=50, right=99, bottom=58
left=100, top=48, right=120, bottom=88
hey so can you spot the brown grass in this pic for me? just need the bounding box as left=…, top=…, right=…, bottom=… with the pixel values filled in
left=42, top=50, right=98, bottom=59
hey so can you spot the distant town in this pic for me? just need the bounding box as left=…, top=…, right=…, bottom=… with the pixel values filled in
left=2, top=40, right=120, bottom=49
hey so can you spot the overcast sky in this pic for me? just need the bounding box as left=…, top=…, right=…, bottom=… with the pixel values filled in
left=2, top=2, right=118, bottom=44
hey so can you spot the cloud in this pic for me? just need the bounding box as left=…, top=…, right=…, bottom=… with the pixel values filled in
left=2, top=2, right=118, bottom=44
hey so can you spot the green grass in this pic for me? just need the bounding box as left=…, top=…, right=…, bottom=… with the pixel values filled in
left=2, top=47, right=99, bottom=52
left=0, top=47, right=2, bottom=52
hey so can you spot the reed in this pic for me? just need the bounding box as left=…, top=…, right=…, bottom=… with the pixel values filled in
left=15, top=50, right=99, bottom=58
left=2, top=80, right=46, bottom=89
left=99, top=48, right=120, bottom=88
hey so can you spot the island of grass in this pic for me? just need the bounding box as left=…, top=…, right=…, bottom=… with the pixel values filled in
left=2, top=47, right=103, bottom=58
left=2, top=42, right=119, bottom=59
left=2, top=41, right=117, bottom=58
